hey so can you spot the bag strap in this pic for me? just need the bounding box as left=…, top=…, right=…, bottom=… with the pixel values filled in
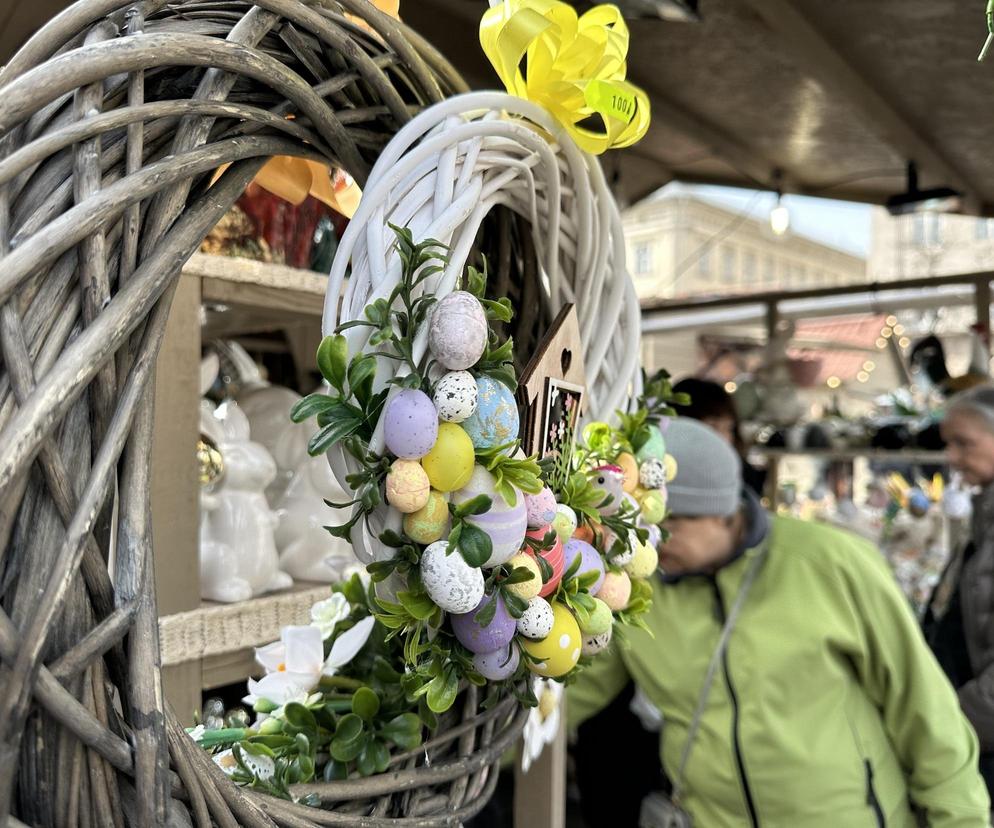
left=671, top=547, right=768, bottom=805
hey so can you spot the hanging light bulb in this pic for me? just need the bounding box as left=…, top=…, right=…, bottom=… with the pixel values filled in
left=770, top=195, right=790, bottom=236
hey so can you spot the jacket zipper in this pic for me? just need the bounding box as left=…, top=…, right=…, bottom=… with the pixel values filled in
left=711, top=580, right=760, bottom=828
left=865, top=760, right=885, bottom=828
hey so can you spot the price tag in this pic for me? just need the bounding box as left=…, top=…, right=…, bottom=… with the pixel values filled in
left=584, top=79, right=637, bottom=123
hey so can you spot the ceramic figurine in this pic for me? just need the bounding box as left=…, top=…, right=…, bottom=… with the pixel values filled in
left=199, top=399, right=292, bottom=602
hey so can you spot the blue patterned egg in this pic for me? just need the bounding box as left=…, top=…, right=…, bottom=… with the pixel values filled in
left=433, top=371, right=478, bottom=423
left=428, top=291, right=488, bottom=371
left=383, top=390, right=438, bottom=459
left=452, top=466, right=527, bottom=567
left=473, top=644, right=520, bottom=681
left=462, top=377, right=519, bottom=451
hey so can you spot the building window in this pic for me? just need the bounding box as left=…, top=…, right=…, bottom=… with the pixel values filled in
left=722, top=246, right=736, bottom=284
left=634, top=242, right=652, bottom=275
left=976, top=219, right=994, bottom=240
left=743, top=251, right=756, bottom=282
left=913, top=213, right=942, bottom=247
left=698, top=246, right=711, bottom=279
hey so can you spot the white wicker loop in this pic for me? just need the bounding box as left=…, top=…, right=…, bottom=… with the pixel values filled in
left=322, top=90, right=641, bottom=564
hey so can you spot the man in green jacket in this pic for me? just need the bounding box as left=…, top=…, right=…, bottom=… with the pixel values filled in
left=568, top=419, right=989, bottom=827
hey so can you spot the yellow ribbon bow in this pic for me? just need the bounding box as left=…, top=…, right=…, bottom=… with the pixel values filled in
left=480, top=0, right=650, bottom=155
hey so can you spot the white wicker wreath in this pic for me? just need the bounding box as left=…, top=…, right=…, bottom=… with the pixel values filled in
left=322, top=90, right=641, bottom=565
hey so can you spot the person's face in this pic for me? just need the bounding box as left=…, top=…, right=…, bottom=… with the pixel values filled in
left=700, top=415, right=736, bottom=446
left=942, top=410, right=994, bottom=486
left=658, top=515, right=738, bottom=575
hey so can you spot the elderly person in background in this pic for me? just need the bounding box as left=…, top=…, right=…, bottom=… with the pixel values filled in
left=926, top=384, right=994, bottom=797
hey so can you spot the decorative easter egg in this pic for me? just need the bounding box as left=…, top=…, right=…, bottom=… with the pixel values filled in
left=385, top=460, right=430, bottom=513
left=473, top=644, right=520, bottom=681
left=452, top=466, right=527, bottom=566
left=643, top=523, right=663, bottom=549
left=462, top=377, right=519, bottom=451
left=639, top=458, right=667, bottom=490
left=420, top=541, right=485, bottom=614
left=658, top=417, right=672, bottom=434
left=551, top=504, right=577, bottom=542
left=635, top=425, right=666, bottom=464
left=451, top=594, right=516, bottom=654
left=428, top=291, right=487, bottom=371
left=596, top=571, right=632, bottom=612
left=617, top=453, right=640, bottom=493
left=573, top=523, right=595, bottom=544
left=664, top=454, right=678, bottom=483
left=433, top=371, right=478, bottom=424
left=908, top=489, right=931, bottom=517
left=525, top=487, right=558, bottom=528
left=421, top=423, right=475, bottom=492
left=522, top=604, right=582, bottom=678
left=516, top=596, right=555, bottom=640
left=563, top=539, right=605, bottom=595
left=639, top=489, right=667, bottom=525
left=602, top=529, right=635, bottom=567
left=590, top=465, right=625, bottom=516
left=582, top=628, right=613, bottom=657
left=504, top=553, right=542, bottom=600
left=526, top=527, right=566, bottom=597
left=624, top=539, right=658, bottom=580
left=383, top=390, right=438, bottom=460
left=580, top=598, right=612, bottom=636
left=403, top=491, right=450, bottom=544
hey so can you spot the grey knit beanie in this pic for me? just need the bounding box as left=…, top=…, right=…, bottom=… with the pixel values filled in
left=665, top=418, right=742, bottom=517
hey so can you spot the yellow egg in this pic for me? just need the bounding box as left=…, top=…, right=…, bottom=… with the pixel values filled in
left=624, top=539, right=658, bottom=580
left=617, top=452, right=640, bottom=494
left=596, top=571, right=632, bottom=611
left=420, top=423, right=475, bottom=492
left=403, top=490, right=450, bottom=544
left=522, top=603, right=581, bottom=678
left=504, top=553, right=542, bottom=600
left=664, top=454, right=678, bottom=483
left=639, top=489, right=667, bottom=525
left=385, top=460, right=431, bottom=513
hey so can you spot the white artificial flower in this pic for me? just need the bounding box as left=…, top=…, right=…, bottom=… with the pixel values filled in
left=212, top=749, right=238, bottom=777
left=521, top=678, right=563, bottom=774
left=187, top=724, right=206, bottom=742
left=342, top=563, right=372, bottom=587
left=241, top=752, right=276, bottom=782
left=243, top=616, right=375, bottom=707
left=310, top=593, right=350, bottom=640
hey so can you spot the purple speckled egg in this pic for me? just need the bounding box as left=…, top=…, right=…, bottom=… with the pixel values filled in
left=563, top=539, right=606, bottom=594
left=473, top=644, right=520, bottom=681
left=525, top=487, right=558, bottom=528
left=428, top=291, right=488, bottom=371
left=383, top=390, right=438, bottom=459
left=451, top=593, right=516, bottom=654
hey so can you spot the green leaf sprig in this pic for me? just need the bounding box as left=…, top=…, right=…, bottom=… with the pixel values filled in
left=446, top=495, right=494, bottom=568
left=476, top=441, right=544, bottom=506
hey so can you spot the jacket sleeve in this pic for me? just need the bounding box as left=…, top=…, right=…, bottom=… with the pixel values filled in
left=836, top=536, right=991, bottom=826
left=565, top=634, right=630, bottom=730
left=957, top=671, right=994, bottom=751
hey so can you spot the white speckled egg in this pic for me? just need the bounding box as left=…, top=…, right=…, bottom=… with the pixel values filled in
left=428, top=291, right=488, bottom=371
left=582, top=627, right=613, bottom=657
left=433, top=371, right=478, bottom=423
left=420, top=541, right=485, bottom=614
left=639, top=458, right=667, bottom=490
left=516, top=596, right=554, bottom=640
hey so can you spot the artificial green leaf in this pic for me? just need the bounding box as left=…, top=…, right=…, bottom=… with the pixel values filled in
left=367, top=560, right=398, bottom=582
left=483, top=366, right=517, bottom=393
left=297, top=754, right=315, bottom=783
left=503, top=566, right=537, bottom=586
left=426, top=667, right=459, bottom=713
left=324, top=759, right=348, bottom=782
left=348, top=354, right=377, bottom=407
left=453, top=494, right=493, bottom=518
left=378, top=529, right=406, bottom=548
left=370, top=738, right=391, bottom=774
left=308, top=416, right=362, bottom=456
left=533, top=552, right=555, bottom=584
left=397, top=590, right=437, bottom=621
left=380, top=713, right=423, bottom=750
left=294, top=733, right=311, bottom=756
left=283, top=703, right=317, bottom=732
left=474, top=596, right=498, bottom=627
left=502, top=590, right=528, bottom=619
left=351, top=687, right=381, bottom=720
left=330, top=733, right=365, bottom=763
left=356, top=736, right=378, bottom=777
left=335, top=713, right=364, bottom=746
left=290, top=393, right=338, bottom=423
left=317, top=334, right=349, bottom=393
left=327, top=516, right=360, bottom=541
left=418, top=697, right=439, bottom=730
left=458, top=524, right=493, bottom=568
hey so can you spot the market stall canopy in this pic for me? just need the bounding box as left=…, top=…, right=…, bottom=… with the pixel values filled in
left=399, top=0, right=994, bottom=213
left=4, top=2, right=992, bottom=213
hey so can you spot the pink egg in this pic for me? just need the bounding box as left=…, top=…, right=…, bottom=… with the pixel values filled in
left=563, top=539, right=605, bottom=594
left=384, top=390, right=438, bottom=459
left=451, top=593, right=516, bottom=654
left=524, top=487, right=558, bottom=528
left=525, top=527, right=565, bottom=598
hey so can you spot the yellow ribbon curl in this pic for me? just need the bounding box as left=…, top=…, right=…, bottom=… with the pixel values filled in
left=480, top=0, right=651, bottom=155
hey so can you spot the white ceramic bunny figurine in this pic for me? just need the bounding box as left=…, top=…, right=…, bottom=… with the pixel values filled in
left=199, top=399, right=292, bottom=602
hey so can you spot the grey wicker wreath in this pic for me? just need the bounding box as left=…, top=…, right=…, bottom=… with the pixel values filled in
left=0, top=2, right=529, bottom=825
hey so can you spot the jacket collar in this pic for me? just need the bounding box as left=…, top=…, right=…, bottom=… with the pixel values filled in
left=660, top=487, right=769, bottom=584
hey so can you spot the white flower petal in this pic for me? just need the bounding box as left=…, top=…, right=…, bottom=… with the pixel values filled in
left=255, top=640, right=285, bottom=673
left=242, top=753, right=275, bottom=781
left=187, top=725, right=206, bottom=742
left=213, top=749, right=238, bottom=777
left=247, top=671, right=314, bottom=706
left=282, top=625, right=324, bottom=675
left=323, top=616, right=375, bottom=674
left=310, top=593, right=350, bottom=639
